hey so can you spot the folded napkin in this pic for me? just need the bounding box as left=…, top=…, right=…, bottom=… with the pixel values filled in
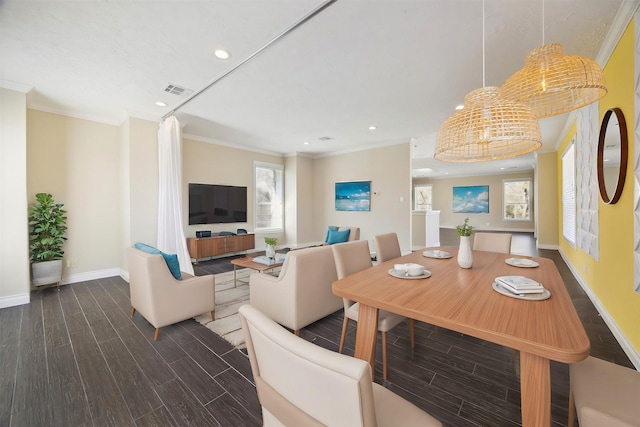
left=496, top=276, right=544, bottom=294
left=253, top=253, right=286, bottom=265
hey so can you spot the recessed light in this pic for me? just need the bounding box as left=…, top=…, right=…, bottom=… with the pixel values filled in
left=455, top=105, right=464, bottom=110
left=303, top=141, right=310, bottom=145
left=214, top=49, right=230, bottom=59
left=155, top=101, right=167, bottom=107
left=368, top=126, right=377, bottom=130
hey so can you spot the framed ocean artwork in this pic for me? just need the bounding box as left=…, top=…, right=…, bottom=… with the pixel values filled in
left=335, top=181, right=371, bottom=211
left=452, top=185, right=489, bottom=213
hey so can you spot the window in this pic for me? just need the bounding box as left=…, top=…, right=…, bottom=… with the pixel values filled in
left=254, top=162, right=283, bottom=231
left=503, top=179, right=531, bottom=220
left=414, top=185, right=432, bottom=211
left=562, top=142, right=576, bottom=245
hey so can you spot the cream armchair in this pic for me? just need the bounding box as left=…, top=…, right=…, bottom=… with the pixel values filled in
left=239, top=304, right=442, bottom=427
left=249, top=245, right=342, bottom=335
left=126, top=247, right=215, bottom=341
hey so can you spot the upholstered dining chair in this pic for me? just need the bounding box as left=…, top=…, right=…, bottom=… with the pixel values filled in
left=332, top=240, right=414, bottom=380
left=568, top=356, right=640, bottom=427
left=239, top=304, right=442, bottom=427
left=472, top=232, right=512, bottom=254
left=374, top=232, right=402, bottom=263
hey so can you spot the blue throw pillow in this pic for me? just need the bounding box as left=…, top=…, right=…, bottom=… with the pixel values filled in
left=324, top=226, right=339, bottom=243
left=326, top=228, right=350, bottom=244
left=134, top=242, right=160, bottom=254
left=160, top=251, right=183, bottom=281
left=134, top=242, right=182, bottom=280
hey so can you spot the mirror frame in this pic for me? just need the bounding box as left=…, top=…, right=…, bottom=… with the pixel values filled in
left=597, top=107, right=628, bottom=204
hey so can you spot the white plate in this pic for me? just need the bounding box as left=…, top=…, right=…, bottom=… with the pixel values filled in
left=388, top=269, right=432, bottom=280
left=492, top=282, right=550, bottom=301
left=505, top=258, right=539, bottom=268
left=423, top=250, right=452, bottom=259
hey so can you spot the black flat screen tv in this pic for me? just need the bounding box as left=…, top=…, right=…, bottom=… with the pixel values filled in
left=189, top=183, right=248, bottom=225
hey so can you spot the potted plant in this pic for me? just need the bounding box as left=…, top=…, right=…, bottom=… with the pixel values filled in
left=264, top=237, right=278, bottom=259
left=455, top=218, right=474, bottom=268
left=28, top=193, right=68, bottom=287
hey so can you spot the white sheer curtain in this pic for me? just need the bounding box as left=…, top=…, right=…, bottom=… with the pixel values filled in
left=157, top=115, right=194, bottom=275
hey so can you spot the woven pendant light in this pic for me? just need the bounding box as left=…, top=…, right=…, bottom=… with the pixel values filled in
left=501, top=43, right=607, bottom=118
left=434, top=86, right=542, bottom=162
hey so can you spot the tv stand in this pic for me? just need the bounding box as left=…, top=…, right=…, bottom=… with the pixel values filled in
left=187, top=233, right=255, bottom=264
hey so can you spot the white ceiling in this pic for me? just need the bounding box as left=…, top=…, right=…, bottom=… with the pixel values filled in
left=1, top=0, right=635, bottom=178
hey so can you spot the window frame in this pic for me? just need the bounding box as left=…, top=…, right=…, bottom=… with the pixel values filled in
left=502, top=178, right=532, bottom=221
left=414, top=184, right=433, bottom=211
left=561, top=141, right=577, bottom=247
left=253, top=161, right=284, bottom=232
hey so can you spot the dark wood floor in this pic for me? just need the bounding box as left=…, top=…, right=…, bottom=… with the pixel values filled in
left=0, top=230, right=633, bottom=426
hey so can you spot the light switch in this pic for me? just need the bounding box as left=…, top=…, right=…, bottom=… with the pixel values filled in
left=399, top=196, right=404, bottom=203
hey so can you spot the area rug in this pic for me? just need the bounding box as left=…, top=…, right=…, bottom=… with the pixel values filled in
left=194, top=267, right=280, bottom=349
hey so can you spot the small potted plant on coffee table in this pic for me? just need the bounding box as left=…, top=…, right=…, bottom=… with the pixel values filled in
left=264, top=237, right=278, bottom=259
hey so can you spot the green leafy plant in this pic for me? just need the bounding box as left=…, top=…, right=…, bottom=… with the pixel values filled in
left=28, top=193, right=68, bottom=262
left=264, top=237, right=278, bottom=246
left=455, top=218, right=473, bottom=237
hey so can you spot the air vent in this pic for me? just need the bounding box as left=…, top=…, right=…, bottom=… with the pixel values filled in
left=318, top=136, right=333, bottom=141
left=162, top=83, right=193, bottom=97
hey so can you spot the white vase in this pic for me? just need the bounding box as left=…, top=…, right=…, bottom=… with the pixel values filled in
left=265, top=244, right=276, bottom=259
left=457, top=236, right=473, bottom=269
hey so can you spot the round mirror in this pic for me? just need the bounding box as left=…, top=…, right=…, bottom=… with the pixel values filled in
left=597, top=108, right=628, bottom=204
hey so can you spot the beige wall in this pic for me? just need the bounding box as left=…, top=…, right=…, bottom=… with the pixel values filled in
left=312, top=143, right=412, bottom=252
left=27, top=109, right=122, bottom=279
left=414, top=171, right=535, bottom=232
left=0, top=88, right=30, bottom=306
left=182, top=137, right=284, bottom=250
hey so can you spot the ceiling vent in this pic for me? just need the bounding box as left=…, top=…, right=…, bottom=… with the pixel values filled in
left=318, top=136, right=333, bottom=141
left=162, top=83, right=193, bottom=97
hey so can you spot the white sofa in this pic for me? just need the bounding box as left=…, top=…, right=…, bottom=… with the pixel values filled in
left=127, top=247, right=215, bottom=340
left=249, top=245, right=342, bottom=335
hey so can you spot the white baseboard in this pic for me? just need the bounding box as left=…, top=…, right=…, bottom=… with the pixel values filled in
left=559, top=249, right=640, bottom=369
left=537, top=243, right=559, bottom=250
left=0, top=293, right=30, bottom=309
left=60, top=268, right=122, bottom=285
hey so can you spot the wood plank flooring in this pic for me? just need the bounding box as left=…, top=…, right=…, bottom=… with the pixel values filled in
left=0, top=230, right=633, bottom=426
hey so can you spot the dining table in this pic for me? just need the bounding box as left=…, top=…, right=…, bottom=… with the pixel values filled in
left=331, top=247, right=590, bottom=427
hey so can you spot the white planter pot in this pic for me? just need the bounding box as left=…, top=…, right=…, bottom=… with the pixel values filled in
left=265, top=244, right=276, bottom=259
left=31, top=260, right=63, bottom=286
left=457, top=236, right=473, bottom=269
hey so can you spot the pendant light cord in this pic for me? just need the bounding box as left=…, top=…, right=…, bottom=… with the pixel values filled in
left=482, top=0, right=485, bottom=87
left=542, top=0, right=545, bottom=45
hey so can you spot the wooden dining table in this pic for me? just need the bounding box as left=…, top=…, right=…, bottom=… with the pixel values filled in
left=332, top=247, right=590, bottom=427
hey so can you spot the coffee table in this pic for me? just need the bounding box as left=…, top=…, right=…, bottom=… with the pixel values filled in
left=230, top=255, right=283, bottom=287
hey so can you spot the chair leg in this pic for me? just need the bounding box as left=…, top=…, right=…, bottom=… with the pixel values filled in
left=339, top=317, right=350, bottom=354
left=382, top=331, right=388, bottom=380
left=409, top=319, right=415, bottom=349
left=211, top=310, right=215, bottom=321
left=568, top=387, right=576, bottom=427
left=130, top=306, right=136, bottom=317
left=154, top=328, right=160, bottom=341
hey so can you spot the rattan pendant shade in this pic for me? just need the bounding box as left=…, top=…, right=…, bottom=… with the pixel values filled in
left=501, top=43, right=607, bottom=118
left=434, top=86, right=542, bottom=162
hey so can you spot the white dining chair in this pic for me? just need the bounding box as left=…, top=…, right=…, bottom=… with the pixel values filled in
left=374, top=232, right=402, bottom=263
left=239, top=304, right=442, bottom=427
left=332, top=240, right=414, bottom=380
left=472, top=232, right=512, bottom=254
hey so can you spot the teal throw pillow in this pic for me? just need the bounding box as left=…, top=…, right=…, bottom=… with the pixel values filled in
left=134, top=242, right=160, bottom=254
left=160, top=251, right=183, bottom=281
left=134, top=242, right=182, bottom=280
left=325, top=226, right=339, bottom=243
left=326, top=228, right=350, bottom=244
